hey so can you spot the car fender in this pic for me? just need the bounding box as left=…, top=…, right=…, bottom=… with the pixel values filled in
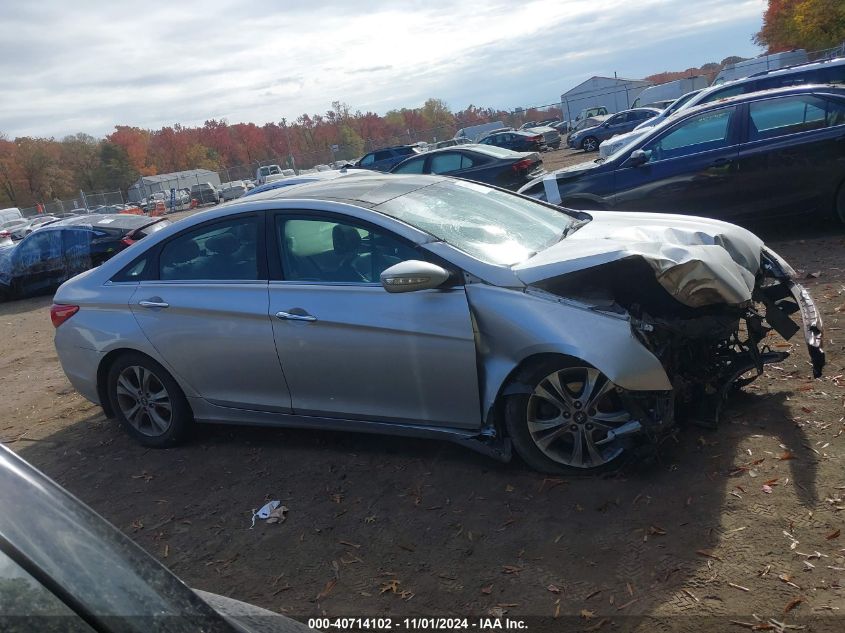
left=465, top=284, right=671, bottom=424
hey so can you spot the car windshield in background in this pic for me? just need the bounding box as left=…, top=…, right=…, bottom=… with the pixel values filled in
left=376, top=180, right=574, bottom=265
left=471, top=144, right=523, bottom=158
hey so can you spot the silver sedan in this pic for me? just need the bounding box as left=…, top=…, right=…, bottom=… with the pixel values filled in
left=52, top=174, right=824, bottom=473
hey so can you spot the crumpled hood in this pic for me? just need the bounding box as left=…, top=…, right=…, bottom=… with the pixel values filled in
left=513, top=210, right=764, bottom=307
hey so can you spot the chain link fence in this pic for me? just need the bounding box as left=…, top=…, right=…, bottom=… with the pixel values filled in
left=19, top=190, right=125, bottom=218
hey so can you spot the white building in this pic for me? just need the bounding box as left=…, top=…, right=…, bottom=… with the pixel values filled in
left=560, top=76, right=652, bottom=122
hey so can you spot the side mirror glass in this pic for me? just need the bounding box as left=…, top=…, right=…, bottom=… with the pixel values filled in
left=628, top=149, right=648, bottom=167
left=380, top=260, right=450, bottom=293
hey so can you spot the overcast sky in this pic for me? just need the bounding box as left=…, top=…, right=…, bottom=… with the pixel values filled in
left=0, top=0, right=766, bottom=139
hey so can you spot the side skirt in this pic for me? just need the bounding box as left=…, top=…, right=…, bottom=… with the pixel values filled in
left=188, top=398, right=512, bottom=462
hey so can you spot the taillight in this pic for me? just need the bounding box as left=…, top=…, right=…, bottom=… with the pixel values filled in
left=512, top=158, right=534, bottom=172
left=121, top=237, right=136, bottom=247
left=530, top=135, right=543, bottom=142
left=50, top=304, right=79, bottom=328
left=0, top=230, right=10, bottom=238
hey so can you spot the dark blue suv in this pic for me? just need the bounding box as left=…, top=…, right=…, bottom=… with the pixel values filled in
left=355, top=146, right=420, bottom=171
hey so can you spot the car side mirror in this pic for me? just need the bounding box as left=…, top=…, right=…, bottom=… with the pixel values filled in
left=380, top=260, right=450, bottom=293
left=627, top=149, right=648, bottom=167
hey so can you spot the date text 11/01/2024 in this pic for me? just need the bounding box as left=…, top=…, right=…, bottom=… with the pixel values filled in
left=307, top=618, right=528, bottom=630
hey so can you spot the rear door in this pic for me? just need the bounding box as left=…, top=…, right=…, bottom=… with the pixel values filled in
left=267, top=211, right=481, bottom=429
left=732, top=93, right=845, bottom=219
left=129, top=213, right=293, bottom=412
left=612, top=105, right=743, bottom=218
left=11, top=230, right=64, bottom=295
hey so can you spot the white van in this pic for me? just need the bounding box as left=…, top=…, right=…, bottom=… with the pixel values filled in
left=0, top=207, right=23, bottom=224
left=631, top=76, right=710, bottom=108
left=454, top=121, right=507, bottom=142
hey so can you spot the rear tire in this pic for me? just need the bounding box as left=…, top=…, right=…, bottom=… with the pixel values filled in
left=504, top=358, right=636, bottom=475
left=107, top=352, right=192, bottom=448
left=581, top=136, right=599, bottom=152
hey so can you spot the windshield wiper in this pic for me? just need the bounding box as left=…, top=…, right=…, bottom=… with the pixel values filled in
left=560, top=219, right=590, bottom=240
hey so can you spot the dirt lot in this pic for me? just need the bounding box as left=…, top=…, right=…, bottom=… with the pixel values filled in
left=2, top=176, right=845, bottom=631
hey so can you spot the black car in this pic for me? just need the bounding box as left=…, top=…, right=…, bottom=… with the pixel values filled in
left=355, top=145, right=420, bottom=171
left=390, top=144, right=545, bottom=190
left=189, top=183, right=220, bottom=205
left=478, top=129, right=546, bottom=152
left=0, top=214, right=170, bottom=301
left=519, top=85, right=845, bottom=224
left=0, top=445, right=307, bottom=632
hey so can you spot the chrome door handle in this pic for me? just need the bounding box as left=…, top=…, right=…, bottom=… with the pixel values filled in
left=275, top=310, right=316, bottom=322
left=139, top=300, right=170, bottom=309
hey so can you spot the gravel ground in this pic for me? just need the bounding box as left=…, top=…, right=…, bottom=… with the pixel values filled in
left=1, top=183, right=844, bottom=631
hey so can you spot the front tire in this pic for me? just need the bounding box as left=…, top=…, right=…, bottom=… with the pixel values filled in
left=107, top=352, right=192, bottom=448
left=504, top=359, right=636, bottom=474
left=581, top=136, right=599, bottom=152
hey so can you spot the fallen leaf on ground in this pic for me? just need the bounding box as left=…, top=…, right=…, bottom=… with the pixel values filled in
left=826, top=529, right=840, bottom=540
left=778, top=451, right=796, bottom=461
left=584, top=618, right=610, bottom=632
left=502, top=565, right=522, bottom=575
left=763, top=478, right=779, bottom=486
left=315, top=579, right=337, bottom=601
left=380, top=579, right=400, bottom=594
left=649, top=525, right=667, bottom=536
left=547, top=584, right=561, bottom=594
left=696, top=549, right=723, bottom=561
left=481, top=585, right=493, bottom=595
left=783, top=597, right=803, bottom=615
left=762, top=485, right=773, bottom=494
left=579, top=609, right=595, bottom=620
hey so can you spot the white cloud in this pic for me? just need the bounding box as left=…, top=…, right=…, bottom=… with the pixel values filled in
left=0, top=0, right=766, bottom=137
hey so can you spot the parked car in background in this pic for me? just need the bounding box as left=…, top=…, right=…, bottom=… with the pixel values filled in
left=0, top=207, right=23, bottom=224
left=190, top=182, right=220, bottom=205
left=355, top=145, right=421, bottom=171
left=390, top=144, right=544, bottom=189
left=668, top=57, right=845, bottom=117
left=574, top=106, right=608, bottom=123
left=221, top=180, right=248, bottom=201
left=1, top=214, right=170, bottom=301
left=8, top=215, right=59, bottom=240
left=520, top=85, right=845, bottom=224
left=567, top=115, right=611, bottom=138
left=453, top=121, right=507, bottom=142
left=0, top=445, right=309, bottom=632
left=429, top=138, right=473, bottom=150
left=256, top=164, right=285, bottom=185
left=52, top=174, right=822, bottom=473
left=478, top=129, right=546, bottom=152
left=568, top=107, right=661, bottom=151
left=243, top=169, right=375, bottom=197
left=598, top=90, right=706, bottom=157
left=522, top=125, right=562, bottom=149
left=551, top=120, right=571, bottom=133
left=519, top=118, right=561, bottom=130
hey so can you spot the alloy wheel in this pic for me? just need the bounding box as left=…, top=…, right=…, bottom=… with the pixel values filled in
left=526, top=366, right=631, bottom=469
left=582, top=137, right=598, bottom=152
left=115, top=365, right=173, bottom=437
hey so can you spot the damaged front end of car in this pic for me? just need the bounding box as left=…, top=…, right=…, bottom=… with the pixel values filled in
left=529, top=247, right=825, bottom=433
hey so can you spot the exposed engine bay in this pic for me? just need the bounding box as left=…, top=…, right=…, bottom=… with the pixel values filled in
left=531, top=248, right=825, bottom=431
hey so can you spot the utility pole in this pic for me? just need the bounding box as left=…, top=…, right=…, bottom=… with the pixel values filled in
left=281, top=118, right=297, bottom=174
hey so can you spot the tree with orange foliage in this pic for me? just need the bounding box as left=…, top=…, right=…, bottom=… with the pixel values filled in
left=755, top=0, right=845, bottom=52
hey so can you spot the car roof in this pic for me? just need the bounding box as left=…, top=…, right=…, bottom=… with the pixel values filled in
left=416, top=144, right=524, bottom=159
left=677, top=83, right=845, bottom=119
left=48, top=213, right=160, bottom=230
left=746, top=55, right=845, bottom=79
left=256, top=173, right=446, bottom=207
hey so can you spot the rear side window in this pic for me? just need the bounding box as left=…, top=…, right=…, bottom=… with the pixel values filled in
left=373, top=150, right=392, bottom=161
left=392, top=157, right=426, bottom=174
left=394, top=147, right=415, bottom=156
left=430, top=153, right=464, bottom=173
left=748, top=95, right=831, bottom=140
left=159, top=217, right=259, bottom=281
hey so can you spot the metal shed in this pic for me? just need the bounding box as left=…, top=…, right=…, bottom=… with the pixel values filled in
left=128, top=169, right=221, bottom=203
left=560, top=76, right=652, bottom=123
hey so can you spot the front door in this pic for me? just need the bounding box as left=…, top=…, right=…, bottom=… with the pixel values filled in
left=268, top=213, right=481, bottom=429
left=130, top=214, right=292, bottom=412
left=612, top=105, right=742, bottom=218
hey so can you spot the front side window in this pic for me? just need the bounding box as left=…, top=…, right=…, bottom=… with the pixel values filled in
left=159, top=217, right=259, bottom=281
left=14, top=231, right=62, bottom=272
left=642, top=107, right=736, bottom=162
left=749, top=95, right=843, bottom=140
left=278, top=217, right=418, bottom=283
